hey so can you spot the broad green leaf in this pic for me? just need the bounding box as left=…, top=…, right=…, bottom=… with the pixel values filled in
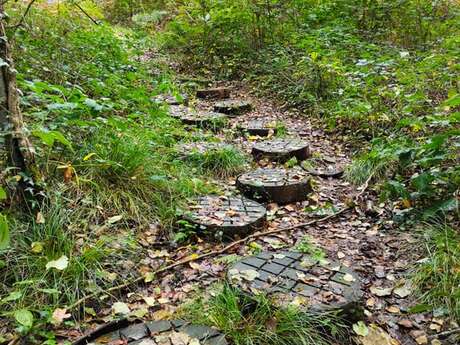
left=14, top=309, right=34, bottom=328
left=0, top=214, right=9, bottom=250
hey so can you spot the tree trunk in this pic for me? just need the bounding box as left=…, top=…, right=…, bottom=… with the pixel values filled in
left=0, top=9, right=36, bottom=198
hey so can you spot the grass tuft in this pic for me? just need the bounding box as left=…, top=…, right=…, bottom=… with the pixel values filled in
left=412, top=224, right=460, bottom=321
left=179, top=284, right=348, bottom=345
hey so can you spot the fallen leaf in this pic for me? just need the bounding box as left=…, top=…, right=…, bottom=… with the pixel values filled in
left=353, top=321, right=369, bottom=337
left=393, top=286, right=411, bottom=298
left=370, top=286, right=392, bottom=297
left=45, top=255, right=69, bottom=271
left=107, top=215, right=123, bottom=224
left=31, top=242, right=44, bottom=253
left=343, top=273, right=356, bottom=282
left=112, top=302, right=130, bottom=315
left=51, top=308, right=71, bottom=326
left=143, top=296, right=156, bottom=306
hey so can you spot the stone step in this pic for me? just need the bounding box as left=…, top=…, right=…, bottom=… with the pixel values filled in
left=236, top=168, right=312, bottom=204
left=79, top=320, right=227, bottom=345
left=184, top=195, right=266, bottom=240
left=239, top=119, right=279, bottom=137
left=153, top=93, right=189, bottom=105
left=177, top=142, right=234, bottom=156
left=252, top=138, right=310, bottom=162
left=227, top=251, right=363, bottom=315
left=180, top=111, right=227, bottom=129
left=213, top=100, right=252, bottom=116
left=196, top=87, right=231, bottom=99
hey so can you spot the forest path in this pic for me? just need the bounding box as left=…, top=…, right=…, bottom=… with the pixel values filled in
left=75, top=83, right=428, bottom=345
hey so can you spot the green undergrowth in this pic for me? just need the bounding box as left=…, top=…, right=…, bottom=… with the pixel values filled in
left=412, top=224, right=460, bottom=321
left=184, top=146, right=248, bottom=178
left=0, top=3, right=234, bottom=336
left=178, top=284, right=349, bottom=345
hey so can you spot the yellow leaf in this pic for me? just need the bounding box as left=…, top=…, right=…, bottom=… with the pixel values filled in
left=83, top=153, right=96, bottom=161
left=402, top=199, right=411, bottom=208
left=31, top=242, right=44, bottom=253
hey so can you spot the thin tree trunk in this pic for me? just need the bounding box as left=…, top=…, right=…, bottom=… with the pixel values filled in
left=0, top=7, right=36, bottom=198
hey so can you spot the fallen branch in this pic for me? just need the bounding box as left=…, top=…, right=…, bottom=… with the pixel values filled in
left=429, top=327, right=460, bottom=340
left=68, top=206, right=351, bottom=310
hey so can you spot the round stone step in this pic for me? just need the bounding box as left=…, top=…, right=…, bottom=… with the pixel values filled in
left=239, top=120, right=278, bottom=137
left=252, top=139, right=310, bottom=162
left=184, top=196, right=266, bottom=239
left=196, top=87, right=231, bottom=99
left=236, top=168, right=312, bottom=204
left=76, top=320, right=227, bottom=345
left=227, top=251, right=363, bottom=313
left=213, top=100, right=252, bottom=116
left=180, top=111, right=227, bottom=129
left=154, top=93, right=189, bottom=105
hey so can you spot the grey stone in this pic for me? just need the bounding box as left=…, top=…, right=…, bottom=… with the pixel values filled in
left=146, top=320, right=172, bottom=335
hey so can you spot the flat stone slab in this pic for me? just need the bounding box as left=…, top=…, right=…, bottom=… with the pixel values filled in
left=196, top=87, right=231, bottom=99
left=236, top=168, right=312, bottom=204
left=84, top=320, right=227, bottom=345
left=169, top=105, right=192, bottom=119
left=213, top=100, right=252, bottom=116
left=184, top=196, right=266, bottom=239
left=228, top=251, right=363, bottom=313
left=181, top=111, right=227, bottom=129
left=154, top=93, right=189, bottom=105
left=252, top=139, right=310, bottom=162
left=239, top=120, right=279, bottom=137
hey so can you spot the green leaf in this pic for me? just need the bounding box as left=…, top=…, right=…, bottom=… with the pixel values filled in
left=14, top=309, right=34, bottom=328
left=408, top=303, right=432, bottom=314
left=1, top=291, right=21, bottom=303
left=32, top=129, right=73, bottom=150
left=353, top=321, right=369, bottom=337
left=0, top=214, right=10, bottom=250
left=0, top=187, right=6, bottom=200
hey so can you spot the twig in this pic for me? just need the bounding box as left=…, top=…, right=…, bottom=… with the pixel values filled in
left=429, top=327, right=460, bottom=339
left=7, top=0, right=37, bottom=32
left=74, top=2, right=99, bottom=25
left=69, top=176, right=372, bottom=311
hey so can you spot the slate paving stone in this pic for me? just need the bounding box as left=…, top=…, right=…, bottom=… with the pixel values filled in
left=252, top=138, right=310, bottom=162
left=228, top=251, right=363, bottom=313
left=236, top=168, right=312, bottom=204
left=87, top=320, right=228, bottom=345
left=184, top=196, right=266, bottom=239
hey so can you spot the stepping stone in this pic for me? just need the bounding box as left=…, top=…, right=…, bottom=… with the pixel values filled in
left=169, top=105, right=191, bottom=119
left=82, top=320, right=227, bottom=345
left=236, top=168, right=312, bottom=204
left=180, top=111, right=227, bottom=129
left=196, top=87, right=231, bottom=99
left=154, top=93, right=189, bottom=105
left=252, top=138, right=310, bottom=162
left=213, top=100, right=252, bottom=116
left=184, top=196, right=266, bottom=239
left=239, top=120, right=278, bottom=137
left=227, top=251, right=363, bottom=314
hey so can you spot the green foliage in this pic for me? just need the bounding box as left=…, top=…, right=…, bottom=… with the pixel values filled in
left=412, top=225, right=460, bottom=321
left=180, top=284, right=347, bottom=345
left=295, top=236, right=326, bottom=263
left=184, top=146, right=248, bottom=178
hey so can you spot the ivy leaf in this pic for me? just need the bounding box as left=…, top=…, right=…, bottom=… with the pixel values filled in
left=0, top=187, right=6, bottom=200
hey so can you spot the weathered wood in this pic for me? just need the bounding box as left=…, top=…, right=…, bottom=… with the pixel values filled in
left=236, top=168, right=312, bottom=204
left=184, top=196, right=266, bottom=240
left=213, top=100, right=252, bottom=116
left=252, top=139, right=310, bottom=162
left=239, top=119, right=278, bottom=137
left=196, top=87, right=231, bottom=99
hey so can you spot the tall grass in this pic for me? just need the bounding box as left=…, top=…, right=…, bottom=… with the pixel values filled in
left=179, top=284, right=348, bottom=345
left=412, top=224, right=460, bottom=321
